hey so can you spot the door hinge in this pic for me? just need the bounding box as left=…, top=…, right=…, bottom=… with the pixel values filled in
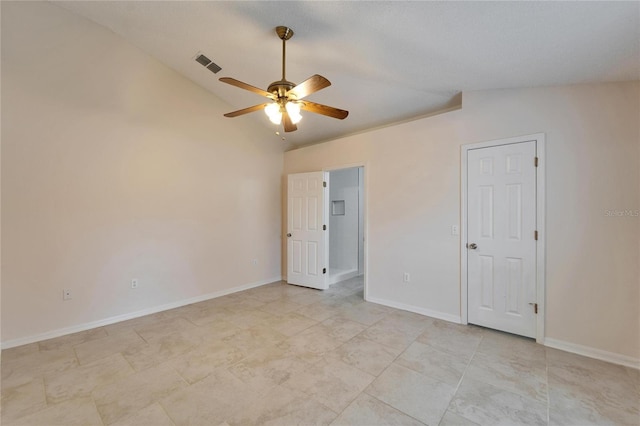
left=534, top=157, right=539, bottom=167
left=534, top=230, right=538, bottom=240
left=323, top=181, right=327, bottom=188
left=529, top=302, right=538, bottom=314
left=323, top=268, right=326, bottom=274
left=323, top=224, right=327, bottom=231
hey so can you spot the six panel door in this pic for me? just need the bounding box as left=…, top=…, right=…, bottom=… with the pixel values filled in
left=287, top=172, right=328, bottom=290
left=467, top=141, right=537, bottom=337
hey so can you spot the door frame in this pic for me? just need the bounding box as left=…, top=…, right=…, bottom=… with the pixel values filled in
left=322, top=162, right=368, bottom=300
left=460, top=133, right=546, bottom=343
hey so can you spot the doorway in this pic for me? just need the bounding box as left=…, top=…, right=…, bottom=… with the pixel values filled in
left=286, top=165, right=366, bottom=296
left=461, top=134, right=546, bottom=342
left=328, top=167, right=364, bottom=286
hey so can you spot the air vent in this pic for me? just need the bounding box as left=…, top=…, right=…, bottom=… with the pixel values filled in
left=195, top=53, right=221, bottom=74
left=206, top=62, right=222, bottom=74
left=195, top=53, right=211, bottom=66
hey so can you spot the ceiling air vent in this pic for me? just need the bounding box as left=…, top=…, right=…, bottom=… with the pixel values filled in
left=194, top=53, right=221, bottom=74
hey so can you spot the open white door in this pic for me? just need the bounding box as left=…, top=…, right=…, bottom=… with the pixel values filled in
left=467, top=141, right=537, bottom=338
left=287, top=172, right=328, bottom=290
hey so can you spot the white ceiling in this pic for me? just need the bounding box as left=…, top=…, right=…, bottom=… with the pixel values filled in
left=54, top=1, right=639, bottom=147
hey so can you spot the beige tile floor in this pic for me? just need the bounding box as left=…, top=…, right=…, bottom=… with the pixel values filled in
left=1, top=277, right=638, bottom=426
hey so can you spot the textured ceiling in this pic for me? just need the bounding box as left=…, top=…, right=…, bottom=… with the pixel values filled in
left=55, top=1, right=639, bottom=147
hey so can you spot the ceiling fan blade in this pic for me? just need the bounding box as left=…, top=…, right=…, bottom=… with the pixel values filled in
left=282, top=111, right=297, bottom=132
left=219, top=77, right=274, bottom=99
left=287, top=74, right=331, bottom=100
left=223, top=103, right=270, bottom=118
left=301, top=101, right=349, bottom=120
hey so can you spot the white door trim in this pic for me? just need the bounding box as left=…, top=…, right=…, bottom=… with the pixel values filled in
left=461, top=133, right=546, bottom=343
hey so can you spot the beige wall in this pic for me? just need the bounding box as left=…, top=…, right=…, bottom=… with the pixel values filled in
left=1, top=2, right=283, bottom=345
left=0, top=1, right=3, bottom=354
left=284, top=82, right=640, bottom=361
left=2, top=2, right=638, bottom=363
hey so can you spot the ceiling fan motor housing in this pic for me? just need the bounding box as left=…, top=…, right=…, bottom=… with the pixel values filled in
left=268, top=80, right=296, bottom=100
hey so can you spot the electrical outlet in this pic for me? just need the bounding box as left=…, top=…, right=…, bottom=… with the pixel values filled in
left=131, top=279, right=139, bottom=289
left=63, top=289, right=72, bottom=300
left=403, top=272, right=410, bottom=283
left=452, top=225, right=459, bottom=236
left=251, top=259, right=258, bottom=266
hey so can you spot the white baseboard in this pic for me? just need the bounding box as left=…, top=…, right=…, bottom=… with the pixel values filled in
left=544, top=337, right=640, bottom=370
left=366, top=296, right=461, bottom=324
left=1, top=276, right=283, bottom=350
left=329, top=269, right=359, bottom=285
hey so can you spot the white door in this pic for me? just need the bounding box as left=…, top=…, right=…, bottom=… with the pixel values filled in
left=287, top=172, right=328, bottom=290
left=467, top=141, right=537, bottom=337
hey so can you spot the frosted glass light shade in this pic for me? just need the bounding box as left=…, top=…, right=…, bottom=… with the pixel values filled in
left=265, top=103, right=282, bottom=125
left=286, top=101, right=302, bottom=124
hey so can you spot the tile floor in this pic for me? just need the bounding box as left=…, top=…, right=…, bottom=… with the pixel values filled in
left=1, top=277, right=638, bottom=425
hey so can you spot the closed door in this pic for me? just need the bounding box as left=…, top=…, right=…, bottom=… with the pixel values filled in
left=287, top=172, right=328, bottom=290
left=467, top=141, right=537, bottom=337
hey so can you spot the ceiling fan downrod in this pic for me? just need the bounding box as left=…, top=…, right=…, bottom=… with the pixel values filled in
left=277, top=26, right=293, bottom=81
left=268, top=26, right=295, bottom=99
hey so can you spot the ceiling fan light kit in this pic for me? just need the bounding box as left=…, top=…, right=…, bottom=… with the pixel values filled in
left=220, top=26, right=348, bottom=133
left=265, top=102, right=282, bottom=125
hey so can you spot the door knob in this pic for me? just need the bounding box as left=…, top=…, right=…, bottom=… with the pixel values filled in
left=467, top=243, right=478, bottom=250
left=286, top=233, right=292, bottom=237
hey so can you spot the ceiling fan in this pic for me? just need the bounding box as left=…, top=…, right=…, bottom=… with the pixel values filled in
left=220, top=26, right=348, bottom=133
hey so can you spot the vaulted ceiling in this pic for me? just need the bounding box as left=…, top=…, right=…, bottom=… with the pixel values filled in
left=55, top=1, right=639, bottom=147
